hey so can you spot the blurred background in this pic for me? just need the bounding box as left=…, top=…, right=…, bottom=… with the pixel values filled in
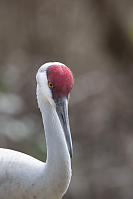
left=0, top=0, right=133, bottom=198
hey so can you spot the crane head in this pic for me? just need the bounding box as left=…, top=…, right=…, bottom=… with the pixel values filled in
left=36, top=62, right=74, bottom=158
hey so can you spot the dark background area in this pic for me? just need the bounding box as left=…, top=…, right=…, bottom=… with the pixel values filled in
left=0, top=0, right=133, bottom=198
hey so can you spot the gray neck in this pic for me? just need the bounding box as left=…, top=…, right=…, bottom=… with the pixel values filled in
left=37, top=91, right=71, bottom=196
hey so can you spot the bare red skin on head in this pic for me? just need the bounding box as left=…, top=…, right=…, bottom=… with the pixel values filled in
left=47, top=65, right=73, bottom=99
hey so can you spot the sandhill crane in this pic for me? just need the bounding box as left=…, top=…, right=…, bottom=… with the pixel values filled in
left=0, top=62, right=73, bottom=199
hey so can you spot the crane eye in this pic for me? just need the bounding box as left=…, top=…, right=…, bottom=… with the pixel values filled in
left=48, top=81, right=54, bottom=89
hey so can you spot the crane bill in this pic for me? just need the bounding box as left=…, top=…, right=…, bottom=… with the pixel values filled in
left=55, top=97, right=73, bottom=158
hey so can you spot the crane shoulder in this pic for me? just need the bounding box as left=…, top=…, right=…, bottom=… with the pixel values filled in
left=0, top=148, right=44, bottom=167
left=0, top=148, right=47, bottom=199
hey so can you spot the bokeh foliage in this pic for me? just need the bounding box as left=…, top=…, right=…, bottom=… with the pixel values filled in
left=0, top=0, right=133, bottom=198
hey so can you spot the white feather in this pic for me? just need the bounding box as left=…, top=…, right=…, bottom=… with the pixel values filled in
left=0, top=62, right=72, bottom=199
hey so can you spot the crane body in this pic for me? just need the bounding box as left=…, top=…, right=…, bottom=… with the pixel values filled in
left=0, top=62, right=73, bottom=199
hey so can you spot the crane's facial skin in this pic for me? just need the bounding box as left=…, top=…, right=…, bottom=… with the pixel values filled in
left=36, top=62, right=74, bottom=158
left=46, top=64, right=73, bottom=99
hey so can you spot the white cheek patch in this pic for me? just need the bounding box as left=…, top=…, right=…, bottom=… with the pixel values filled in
left=36, top=65, right=54, bottom=106
left=36, top=71, right=52, bottom=103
